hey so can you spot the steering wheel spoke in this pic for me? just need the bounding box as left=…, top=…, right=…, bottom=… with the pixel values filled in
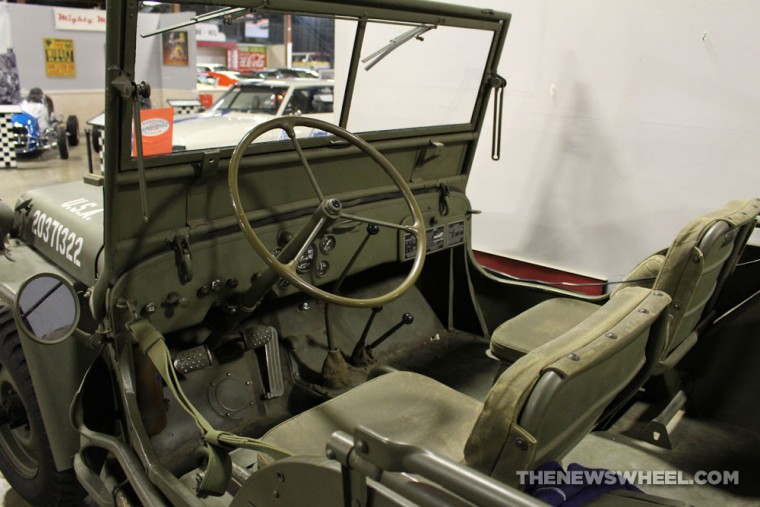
left=282, top=216, right=327, bottom=269
left=286, top=129, right=325, bottom=202
left=341, top=213, right=420, bottom=235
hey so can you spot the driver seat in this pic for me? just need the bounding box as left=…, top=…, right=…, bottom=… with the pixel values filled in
left=257, top=287, right=670, bottom=488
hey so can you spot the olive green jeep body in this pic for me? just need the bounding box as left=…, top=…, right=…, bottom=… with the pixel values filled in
left=0, top=1, right=758, bottom=506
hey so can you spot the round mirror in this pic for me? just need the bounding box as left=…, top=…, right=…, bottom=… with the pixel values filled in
left=15, top=273, right=80, bottom=344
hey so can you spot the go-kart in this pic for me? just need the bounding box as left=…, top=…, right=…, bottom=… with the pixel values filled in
left=11, top=108, right=79, bottom=160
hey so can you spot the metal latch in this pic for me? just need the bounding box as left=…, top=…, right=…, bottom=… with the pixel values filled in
left=489, top=73, right=507, bottom=161
left=169, top=234, right=193, bottom=284
left=437, top=182, right=450, bottom=216
left=112, top=74, right=152, bottom=222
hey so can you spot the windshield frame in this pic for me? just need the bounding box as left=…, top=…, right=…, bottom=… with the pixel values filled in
left=95, top=0, right=510, bottom=320
left=110, top=0, right=508, bottom=168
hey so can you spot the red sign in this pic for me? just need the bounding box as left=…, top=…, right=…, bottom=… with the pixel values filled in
left=228, top=46, right=267, bottom=73
left=238, top=50, right=266, bottom=72
left=199, top=94, right=214, bottom=110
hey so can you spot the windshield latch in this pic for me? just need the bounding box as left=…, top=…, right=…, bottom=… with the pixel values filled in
left=131, top=82, right=152, bottom=223
left=488, top=74, right=507, bottom=161
left=169, top=234, right=193, bottom=284
left=437, top=182, right=450, bottom=216
left=112, top=74, right=152, bottom=222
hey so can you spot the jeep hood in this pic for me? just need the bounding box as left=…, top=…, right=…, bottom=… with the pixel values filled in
left=15, top=181, right=104, bottom=286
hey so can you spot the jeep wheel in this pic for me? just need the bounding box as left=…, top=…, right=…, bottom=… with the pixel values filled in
left=57, top=126, right=69, bottom=160
left=66, top=116, right=80, bottom=146
left=0, top=305, right=86, bottom=506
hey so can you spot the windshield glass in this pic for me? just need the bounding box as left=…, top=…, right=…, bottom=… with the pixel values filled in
left=130, top=3, right=492, bottom=160
left=211, top=85, right=289, bottom=114
left=345, top=23, right=493, bottom=132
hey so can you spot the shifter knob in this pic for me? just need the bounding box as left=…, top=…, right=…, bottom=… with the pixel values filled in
left=402, top=313, right=414, bottom=325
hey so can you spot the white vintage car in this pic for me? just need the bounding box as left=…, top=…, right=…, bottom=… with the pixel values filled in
left=172, top=79, right=334, bottom=151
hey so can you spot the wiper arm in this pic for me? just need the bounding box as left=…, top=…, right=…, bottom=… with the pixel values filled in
left=140, top=2, right=266, bottom=38
left=361, top=24, right=435, bottom=71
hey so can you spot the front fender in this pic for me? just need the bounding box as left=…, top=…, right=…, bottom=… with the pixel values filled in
left=0, top=243, right=100, bottom=471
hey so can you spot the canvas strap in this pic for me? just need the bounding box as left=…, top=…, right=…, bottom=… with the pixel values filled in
left=128, top=320, right=292, bottom=494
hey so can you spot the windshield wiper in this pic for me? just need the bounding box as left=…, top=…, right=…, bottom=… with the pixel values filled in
left=361, top=23, right=436, bottom=71
left=140, top=2, right=266, bottom=38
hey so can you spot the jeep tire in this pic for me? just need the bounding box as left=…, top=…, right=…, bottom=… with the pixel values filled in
left=0, top=304, right=86, bottom=506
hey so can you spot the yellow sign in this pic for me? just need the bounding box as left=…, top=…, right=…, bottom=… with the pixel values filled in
left=44, top=38, right=76, bottom=78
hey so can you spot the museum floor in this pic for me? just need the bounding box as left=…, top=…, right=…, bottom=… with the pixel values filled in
left=1, top=146, right=89, bottom=206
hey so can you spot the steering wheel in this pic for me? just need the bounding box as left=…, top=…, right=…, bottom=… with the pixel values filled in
left=228, top=117, right=427, bottom=308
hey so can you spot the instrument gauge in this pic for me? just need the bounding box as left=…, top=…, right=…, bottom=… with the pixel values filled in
left=315, top=260, right=330, bottom=277
left=296, top=244, right=316, bottom=273
left=320, top=235, right=336, bottom=254
left=273, top=245, right=316, bottom=274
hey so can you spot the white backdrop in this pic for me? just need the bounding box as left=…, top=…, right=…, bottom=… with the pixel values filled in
left=461, top=0, right=760, bottom=279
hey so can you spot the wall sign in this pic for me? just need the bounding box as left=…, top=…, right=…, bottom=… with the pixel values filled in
left=229, top=46, right=267, bottom=73
left=53, top=7, right=106, bottom=32
left=44, top=38, right=75, bottom=78
left=195, top=23, right=226, bottom=42
left=162, top=31, right=189, bottom=67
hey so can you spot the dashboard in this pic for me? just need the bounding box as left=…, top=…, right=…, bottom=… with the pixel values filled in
left=109, top=190, right=471, bottom=334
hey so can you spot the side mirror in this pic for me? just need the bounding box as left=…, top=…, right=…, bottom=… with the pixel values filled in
left=15, top=273, right=80, bottom=344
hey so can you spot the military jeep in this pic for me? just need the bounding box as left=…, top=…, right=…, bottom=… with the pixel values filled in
left=0, top=1, right=758, bottom=506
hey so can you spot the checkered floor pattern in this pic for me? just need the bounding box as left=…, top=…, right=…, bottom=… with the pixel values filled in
left=0, top=113, right=17, bottom=169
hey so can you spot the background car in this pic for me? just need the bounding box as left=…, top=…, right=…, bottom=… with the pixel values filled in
left=196, top=63, right=245, bottom=87
left=172, top=79, right=334, bottom=151
left=254, top=68, right=321, bottom=79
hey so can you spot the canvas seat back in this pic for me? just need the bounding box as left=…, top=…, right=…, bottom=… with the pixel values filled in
left=466, top=287, right=671, bottom=485
left=649, top=198, right=759, bottom=373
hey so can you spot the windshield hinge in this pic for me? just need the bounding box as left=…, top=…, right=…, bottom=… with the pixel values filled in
left=169, top=234, right=193, bottom=284
left=488, top=74, right=507, bottom=161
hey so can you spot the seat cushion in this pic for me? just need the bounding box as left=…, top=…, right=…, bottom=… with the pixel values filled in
left=490, top=298, right=600, bottom=362
left=258, top=371, right=482, bottom=468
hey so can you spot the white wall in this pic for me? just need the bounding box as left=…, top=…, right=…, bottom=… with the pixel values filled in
left=197, top=46, right=227, bottom=66
left=6, top=5, right=197, bottom=120
left=460, top=0, right=760, bottom=279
